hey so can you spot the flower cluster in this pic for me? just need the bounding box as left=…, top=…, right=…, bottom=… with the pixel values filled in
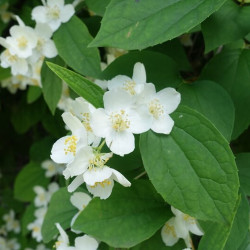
left=27, top=182, right=59, bottom=242
left=0, top=0, right=74, bottom=92
left=50, top=62, right=181, bottom=199
left=161, top=206, right=203, bottom=248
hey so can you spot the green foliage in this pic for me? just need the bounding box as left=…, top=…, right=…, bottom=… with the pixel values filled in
left=85, top=0, right=111, bottom=16
left=21, top=203, right=35, bottom=236
left=14, top=162, right=49, bottom=202
left=53, top=16, right=101, bottom=78
left=73, top=181, right=171, bottom=248
left=46, top=62, right=104, bottom=108
left=140, top=106, right=239, bottom=223
left=90, top=0, right=226, bottom=50
left=27, top=86, right=42, bottom=104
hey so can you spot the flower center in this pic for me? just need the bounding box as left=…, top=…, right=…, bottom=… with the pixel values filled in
left=90, top=179, right=112, bottom=188
left=88, top=153, right=111, bottom=169
left=64, top=135, right=77, bottom=156
left=183, top=214, right=196, bottom=224
left=123, top=81, right=136, bottom=95
left=33, top=226, right=40, bottom=233
left=48, top=164, right=55, bottom=172
left=5, top=50, right=17, bottom=62
left=48, top=5, right=60, bottom=19
left=81, top=112, right=92, bottom=132
left=17, top=36, right=28, bottom=49
left=110, top=110, right=130, bottom=132
left=148, top=99, right=164, bottom=119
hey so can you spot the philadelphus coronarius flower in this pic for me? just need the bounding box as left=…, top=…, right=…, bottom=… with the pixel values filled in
left=161, top=206, right=203, bottom=248
left=41, top=159, right=64, bottom=178
left=2, top=210, right=20, bottom=234
left=32, top=0, right=75, bottom=32
left=55, top=223, right=99, bottom=250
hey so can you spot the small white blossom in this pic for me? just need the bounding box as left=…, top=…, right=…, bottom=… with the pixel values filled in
left=0, top=3, right=12, bottom=23
left=32, top=0, right=75, bottom=32
left=161, top=206, right=203, bottom=248
left=41, top=159, right=64, bottom=178
left=27, top=219, right=44, bottom=242
left=3, top=210, right=20, bottom=234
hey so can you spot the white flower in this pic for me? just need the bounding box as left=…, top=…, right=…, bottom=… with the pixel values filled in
left=34, top=182, right=59, bottom=207
left=0, top=3, right=12, bottom=23
left=138, top=83, right=181, bottom=134
left=69, top=97, right=100, bottom=146
left=27, top=219, right=44, bottom=242
left=161, top=206, right=203, bottom=248
left=51, top=112, right=88, bottom=164
left=108, top=62, right=146, bottom=96
left=32, top=0, right=75, bottom=32
left=91, top=89, right=150, bottom=156
left=55, top=223, right=74, bottom=250
left=34, top=207, right=48, bottom=220
left=41, top=159, right=64, bottom=178
left=70, top=192, right=92, bottom=232
left=6, top=238, right=20, bottom=250
left=3, top=210, right=20, bottom=234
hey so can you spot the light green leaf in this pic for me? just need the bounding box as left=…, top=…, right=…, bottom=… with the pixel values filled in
left=41, top=57, right=63, bottom=115
left=201, top=49, right=250, bottom=139
left=27, top=86, right=42, bottom=104
left=73, top=181, right=172, bottom=248
left=101, top=51, right=182, bottom=89
left=179, top=80, right=235, bottom=141
left=202, top=0, right=250, bottom=52
left=46, top=62, right=104, bottom=108
left=14, top=162, right=49, bottom=202
left=140, top=106, right=239, bottom=224
left=236, top=153, right=250, bottom=196
left=53, top=16, right=101, bottom=77
left=42, top=188, right=77, bottom=243
left=90, top=0, right=226, bottom=50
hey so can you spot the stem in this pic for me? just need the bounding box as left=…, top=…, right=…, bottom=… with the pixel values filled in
left=134, top=171, right=147, bottom=180
left=97, top=139, right=106, bottom=152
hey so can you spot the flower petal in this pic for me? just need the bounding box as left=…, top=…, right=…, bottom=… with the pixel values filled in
left=151, top=113, right=174, bottom=134
left=62, top=112, right=83, bottom=134
left=31, top=6, right=47, bottom=23
left=132, top=62, right=146, bottom=85
left=111, top=168, right=131, bottom=187
left=83, top=167, right=113, bottom=186
left=75, top=235, right=99, bottom=250
left=70, top=192, right=92, bottom=211
left=68, top=175, right=85, bottom=193
left=107, top=75, right=132, bottom=91
left=60, top=5, right=75, bottom=23
left=55, top=223, right=69, bottom=245
left=86, top=179, right=114, bottom=199
left=161, top=217, right=179, bottom=246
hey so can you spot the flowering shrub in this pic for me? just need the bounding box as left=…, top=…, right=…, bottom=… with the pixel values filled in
left=0, top=0, right=250, bottom=249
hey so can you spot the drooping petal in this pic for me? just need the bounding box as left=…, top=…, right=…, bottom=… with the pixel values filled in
left=186, top=218, right=204, bottom=236
left=70, top=192, right=92, bottom=211
left=132, top=62, right=146, bottom=85
left=74, top=235, right=99, bottom=250
left=157, top=88, right=181, bottom=114
left=60, top=5, right=75, bottom=23
left=106, top=130, right=135, bottom=156
left=83, top=167, right=113, bottom=186
left=107, top=75, right=132, bottom=91
left=174, top=216, right=189, bottom=239
left=55, top=223, right=69, bottom=245
left=161, top=217, right=179, bottom=246
left=87, top=179, right=114, bottom=199
left=151, top=113, right=174, bottom=134
left=111, top=168, right=131, bottom=187
left=62, top=112, right=84, bottom=134
left=68, top=175, right=85, bottom=193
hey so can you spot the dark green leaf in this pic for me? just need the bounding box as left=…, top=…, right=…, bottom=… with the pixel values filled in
left=140, top=106, right=239, bottom=224
left=73, top=181, right=171, bottom=248
left=21, top=203, right=36, bottom=236
left=27, top=86, right=42, bottom=104
left=90, top=0, right=226, bottom=50
left=0, top=66, right=11, bottom=81
left=53, top=16, right=101, bottom=77
left=85, top=0, right=111, bottom=16
left=46, top=62, right=104, bottom=108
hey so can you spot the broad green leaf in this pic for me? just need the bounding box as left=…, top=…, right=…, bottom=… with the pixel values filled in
left=14, top=162, right=49, bottom=202
left=53, top=16, right=101, bottom=77
left=73, top=181, right=172, bottom=248
left=132, top=230, right=185, bottom=250
left=90, top=0, right=226, bottom=50
left=21, top=203, right=35, bottom=236
left=201, top=49, right=250, bottom=139
left=224, top=190, right=249, bottom=250
left=0, top=66, right=11, bottom=81
left=236, top=153, right=250, bottom=195
left=179, top=80, right=235, bottom=141
left=46, top=62, right=104, bottom=108
left=42, top=188, right=78, bottom=243
left=101, top=51, right=182, bottom=89
left=202, top=0, right=250, bottom=52
left=140, top=106, right=239, bottom=224
left=41, top=57, right=63, bottom=114
left=27, top=86, right=42, bottom=104
left=85, top=0, right=111, bottom=16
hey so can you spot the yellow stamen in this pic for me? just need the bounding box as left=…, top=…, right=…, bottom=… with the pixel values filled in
left=110, top=110, right=130, bottom=132
left=164, top=223, right=177, bottom=237
left=90, top=179, right=112, bottom=188
left=64, top=136, right=77, bottom=156
left=148, top=99, right=164, bottom=119
left=123, top=81, right=136, bottom=95
left=17, top=36, right=28, bottom=48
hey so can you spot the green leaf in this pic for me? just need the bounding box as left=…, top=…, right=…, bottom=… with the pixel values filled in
left=201, top=49, right=250, bottom=139
left=140, top=106, right=239, bottom=224
left=53, top=16, right=101, bottom=77
left=73, top=181, right=171, bottom=248
left=85, top=0, right=111, bottom=16
left=14, top=162, right=49, bottom=202
left=202, top=0, right=250, bottom=52
left=27, top=86, right=42, bottom=104
left=101, top=51, right=182, bottom=89
left=41, top=57, right=63, bottom=114
left=90, top=0, right=226, bottom=50
left=236, top=153, right=250, bottom=196
left=179, top=80, right=235, bottom=141
left=0, top=66, right=11, bottom=81
left=42, top=188, right=78, bottom=243
left=21, top=203, right=36, bottom=236
left=46, top=62, right=104, bottom=108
